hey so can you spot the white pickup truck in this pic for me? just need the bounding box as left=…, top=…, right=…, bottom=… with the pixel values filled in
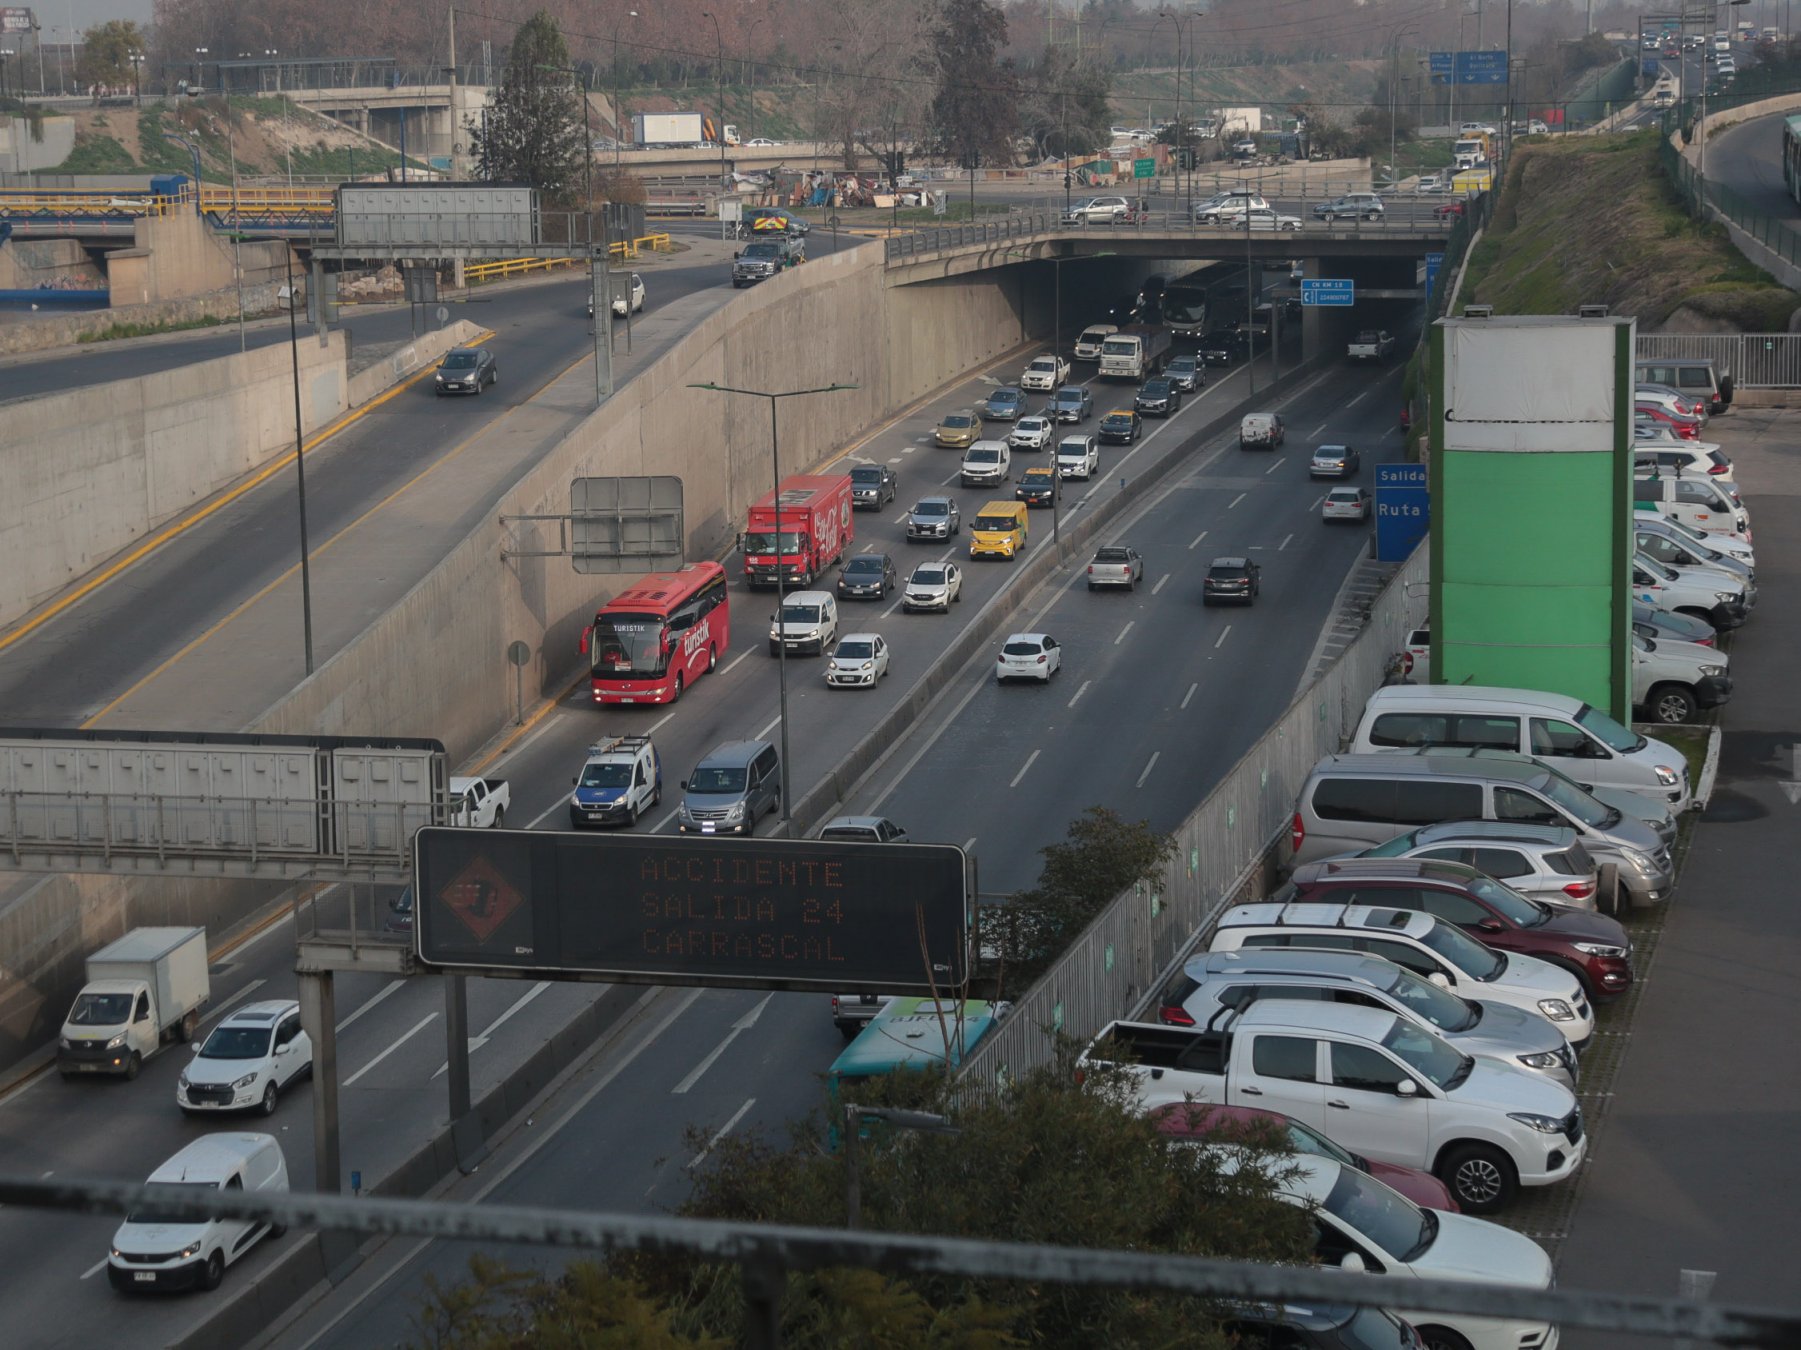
left=449, top=776, right=510, bottom=828
left=1348, top=329, right=1396, bottom=361
left=1078, top=1000, right=1586, bottom=1213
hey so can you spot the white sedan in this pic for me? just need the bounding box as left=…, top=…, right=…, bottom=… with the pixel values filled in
left=1008, top=416, right=1054, bottom=451
left=1056, top=435, right=1100, bottom=480
left=825, top=633, right=890, bottom=688
left=903, top=562, right=963, bottom=612
left=611, top=272, right=646, bottom=317
left=995, top=632, right=1061, bottom=683
left=1020, top=353, right=1071, bottom=390
left=1322, top=485, right=1371, bottom=522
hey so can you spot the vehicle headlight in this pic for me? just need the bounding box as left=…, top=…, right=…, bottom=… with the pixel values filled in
left=110, top=1246, right=124, bottom=1260
left=1574, top=942, right=1627, bottom=958
left=1714, top=591, right=1737, bottom=603
left=1699, top=664, right=1725, bottom=677
left=178, top=1241, right=203, bottom=1260
left=1507, top=1111, right=1566, bottom=1134
left=725, top=802, right=746, bottom=819
left=434, top=373, right=444, bottom=382
left=231, top=1071, right=259, bottom=1089
left=1621, top=847, right=1656, bottom=871
left=105, top=1034, right=127, bottom=1050
left=178, top=1071, right=190, bottom=1089
left=1536, top=998, right=1577, bottom=1021
left=1654, top=765, right=1679, bottom=786
left=856, top=662, right=871, bottom=672
left=1517, top=1051, right=1564, bottom=1070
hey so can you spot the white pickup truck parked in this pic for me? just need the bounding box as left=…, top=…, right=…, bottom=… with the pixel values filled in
left=1078, top=1000, right=1587, bottom=1213
left=449, top=776, right=510, bottom=828
left=1348, top=329, right=1396, bottom=361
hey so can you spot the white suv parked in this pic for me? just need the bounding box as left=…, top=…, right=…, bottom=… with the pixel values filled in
left=177, top=1001, right=312, bottom=1116
left=1210, top=901, right=1595, bottom=1047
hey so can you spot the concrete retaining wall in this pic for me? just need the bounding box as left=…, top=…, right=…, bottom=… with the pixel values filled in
left=0, top=278, right=296, bottom=356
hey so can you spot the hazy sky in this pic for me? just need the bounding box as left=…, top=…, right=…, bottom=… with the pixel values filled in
left=21, top=0, right=154, bottom=41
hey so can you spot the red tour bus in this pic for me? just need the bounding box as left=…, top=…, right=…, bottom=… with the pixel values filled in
left=579, top=562, right=730, bottom=705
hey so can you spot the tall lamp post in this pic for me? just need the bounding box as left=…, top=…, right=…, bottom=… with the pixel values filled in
left=128, top=50, right=142, bottom=105
left=612, top=10, right=638, bottom=170
left=688, top=381, right=858, bottom=832
left=701, top=9, right=727, bottom=189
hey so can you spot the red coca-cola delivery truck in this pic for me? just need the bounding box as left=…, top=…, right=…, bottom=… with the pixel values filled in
left=740, top=475, right=854, bottom=588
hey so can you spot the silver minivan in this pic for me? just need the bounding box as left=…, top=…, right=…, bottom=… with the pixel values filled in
left=1290, top=751, right=1673, bottom=911
left=1634, top=358, right=1731, bottom=414
left=678, top=740, right=781, bottom=836
left=1351, top=684, right=1690, bottom=808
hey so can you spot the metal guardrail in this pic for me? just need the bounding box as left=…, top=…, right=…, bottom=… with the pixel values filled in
left=0, top=192, right=184, bottom=217
left=958, top=546, right=1427, bottom=1092
left=1637, top=331, right=1801, bottom=388
left=463, top=234, right=671, bottom=282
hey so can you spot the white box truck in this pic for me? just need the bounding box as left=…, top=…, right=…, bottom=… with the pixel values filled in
left=631, top=112, right=738, bottom=148
left=58, top=927, right=210, bottom=1081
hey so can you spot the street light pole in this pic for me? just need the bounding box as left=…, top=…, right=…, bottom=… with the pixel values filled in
left=612, top=11, right=638, bottom=169
left=702, top=10, right=726, bottom=188
left=689, top=382, right=858, bottom=833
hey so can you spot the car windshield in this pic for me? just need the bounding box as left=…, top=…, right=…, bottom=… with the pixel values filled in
left=845, top=559, right=885, bottom=576
left=1142, top=381, right=1170, bottom=395
left=1322, top=1167, right=1439, bottom=1264
left=1102, top=414, right=1131, bottom=426
left=1170, top=359, right=1197, bottom=373
left=687, top=767, right=747, bottom=793
left=912, top=501, right=949, bottom=517
left=67, top=991, right=134, bottom=1025
left=199, top=1025, right=275, bottom=1059
left=1382, top=965, right=1480, bottom=1032
left=1210, top=568, right=1248, bottom=581
left=941, top=415, right=974, bottom=429
left=743, top=531, right=803, bottom=554
left=974, top=515, right=1016, bottom=531
left=1416, top=917, right=1509, bottom=981
left=850, top=468, right=883, bottom=484
left=1576, top=703, right=1646, bottom=753
left=1059, top=442, right=1089, bottom=456
left=1023, top=471, right=1054, bottom=485
left=442, top=352, right=480, bottom=369
left=820, top=827, right=876, bottom=841
left=835, top=641, right=874, bottom=659
left=590, top=612, right=667, bottom=677
left=1380, top=1017, right=1471, bottom=1090
left=779, top=603, right=822, bottom=624
left=742, top=243, right=781, bottom=259
left=967, top=450, right=1002, bottom=464
left=1003, top=640, right=1043, bottom=656
left=1327, top=489, right=1361, bottom=502
left=1466, top=873, right=1552, bottom=927
left=1017, top=418, right=1047, bottom=432
left=1095, top=548, right=1131, bottom=562
left=579, top=762, right=632, bottom=789
left=127, top=1181, right=221, bottom=1224
left=1055, top=389, right=1083, bottom=403
left=1537, top=773, right=1616, bottom=828
left=991, top=389, right=1021, bottom=404
left=910, top=567, right=947, bottom=584
left=1100, top=339, right=1136, bottom=356
left=1029, top=359, right=1057, bottom=371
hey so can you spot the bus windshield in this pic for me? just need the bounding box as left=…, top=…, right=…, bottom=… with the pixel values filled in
left=590, top=612, right=667, bottom=677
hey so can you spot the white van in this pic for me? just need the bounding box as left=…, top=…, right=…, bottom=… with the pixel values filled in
left=108, top=1133, right=288, bottom=1292
left=1352, top=684, right=1690, bottom=808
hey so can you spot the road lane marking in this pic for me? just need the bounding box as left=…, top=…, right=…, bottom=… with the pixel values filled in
left=720, top=650, right=755, bottom=677
left=1228, top=493, right=1246, bottom=510
left=673, top=993, right=774, bottom=1094
left=652, top=806, right=680, bottom=832
left=687, top=1096, right=758, bottom=1170
left=1215, top=625, right=1233, bottom=649
left=1265, top=457, right=1286, bottom=475
left=1347, top=388, right=1371, bottom=408
left=1279, top=533, right=1293, bottom=550
left=1067, top=679, right=1091, bottom=708
left=433, top=982, right=552, bottom=1079
left=1009, top=749, right=1041, bottom=788
left=1309, top=495, right=1325, bottom=510
left=1114, top=620, right=1134, bottom=645
left=1136, top=752, right=1161, bottom=787
left=964, top=836, right=978, bottom=851
left=1152, top=572, right=1170, bottom=594
left=0, top=329, right=496, bottom=660
left=1181, top=682, right=1198, bottom=709
left=1309, top=422, right=1327, bottom=437
left=343, top=1013, right=438, bottom=1087
left=756, top=713, right=781, bottom=739
left=491, top=716, right=559, bottom=769
left=197, top=978, right=268, bottom=1030
left=337, top=980, right=404, bottom=1033
left=1189, top=531, right=1208, bottom=550
left=80, top=1257, right=108, bottom=1281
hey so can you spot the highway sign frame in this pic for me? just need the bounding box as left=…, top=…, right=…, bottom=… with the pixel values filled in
left=414, top=827, right=972, bottom=993
left=1300, top=279, right=1355, bottom=307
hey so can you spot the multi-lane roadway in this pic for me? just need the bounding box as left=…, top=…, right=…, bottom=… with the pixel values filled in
left=0, top=234, right=1413, bottom=1346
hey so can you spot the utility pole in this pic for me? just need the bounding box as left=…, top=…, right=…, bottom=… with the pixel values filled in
left=448, top=4, right=459, bottom=178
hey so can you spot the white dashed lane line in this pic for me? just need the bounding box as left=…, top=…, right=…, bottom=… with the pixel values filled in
left=1215, top=625, right=1233, bottom=649
left=1010, top=749, right=1041, bottom=789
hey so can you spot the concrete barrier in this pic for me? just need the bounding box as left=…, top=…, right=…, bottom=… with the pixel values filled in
left=345, top=320, right=483, bottom=408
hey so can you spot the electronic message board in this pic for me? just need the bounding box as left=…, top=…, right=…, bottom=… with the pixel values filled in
left=414, top=827, right=970, bottom=993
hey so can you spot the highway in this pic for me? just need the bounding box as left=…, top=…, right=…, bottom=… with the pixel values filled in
left=0, top=226, right=1411, bottom=1345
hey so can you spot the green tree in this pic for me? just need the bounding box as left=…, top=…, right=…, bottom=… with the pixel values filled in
left=467, top=9, right=589, bottom=205
left=1018, top=46, right=1112, bottom=159
left=927, top=0, right=1021, bottom=170
left=77, top=20, right=147, bottom=92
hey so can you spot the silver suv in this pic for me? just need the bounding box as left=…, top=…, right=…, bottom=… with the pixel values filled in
left=1353, top=821, right=1602, bottom=910
left=906, top=496, right=961, bottom=540
left=1157, top=948, right=1577, bottom=1086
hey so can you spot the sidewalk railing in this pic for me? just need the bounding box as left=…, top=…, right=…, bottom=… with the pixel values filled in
left=1637, top=331, right=1801, bottom=388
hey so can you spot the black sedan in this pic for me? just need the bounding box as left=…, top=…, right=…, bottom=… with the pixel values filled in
left=1135, top=378, right=1183, bottom=418
left=434, top=346, right=497, bottom=395
left=836, top=553, right=898, bottom=600
left=1099, top=409, right=1142, bottom=444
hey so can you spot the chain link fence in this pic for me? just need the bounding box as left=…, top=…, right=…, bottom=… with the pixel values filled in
left=959, top=547, right=1427, bottom=1093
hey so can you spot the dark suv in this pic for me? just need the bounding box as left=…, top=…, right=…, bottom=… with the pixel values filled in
left=1202, top=556, right=1260, bottom=606
left=1282, top=857, right=1633, bottom=1000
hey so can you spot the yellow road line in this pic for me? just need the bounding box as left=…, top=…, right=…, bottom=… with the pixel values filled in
left=0, top=331, right=495, bottom=659
left=82, top=341, right=595, bottom=730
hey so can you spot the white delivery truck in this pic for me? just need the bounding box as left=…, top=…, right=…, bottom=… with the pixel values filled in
left=58, top=927, right=210, bottom=1081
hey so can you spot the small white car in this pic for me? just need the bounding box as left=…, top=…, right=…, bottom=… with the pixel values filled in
left=177, top=1001, right=313, bottom=1116
left=996, top=632, right=1061, bottom=683
left=960, top=440, right=1011, bottom=487
left=825, top=633, right=890, bottom=688
left=903, top=561, right=963, bottom=612
left=1008, top=416, right=1054, bottom=451
left=611, top=272, right=646, bottom=316
left=1055, top=435, right=1099, bottom=480
left=1020, top=353, right=1071, bottom=390
left=1322, top=486, right=1371, bottom=521
left=1239, top=411, right=1285, bottom=448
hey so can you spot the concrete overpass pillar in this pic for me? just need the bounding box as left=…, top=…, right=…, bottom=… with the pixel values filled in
left=298, top=969, right=339, bottom=1193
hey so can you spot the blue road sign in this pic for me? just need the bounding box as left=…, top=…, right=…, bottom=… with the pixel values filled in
left=1301, top=278, right=1355, bottom=307
left=1424, top=253, right=1444, bottom=304
left=1457, top=50, right=1509, bottom=85
left=1375, top=464, right=1429, bottom=562
left=1429, top=51, right=1453, bottom=84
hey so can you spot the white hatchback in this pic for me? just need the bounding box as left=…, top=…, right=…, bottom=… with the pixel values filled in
left=996, top=633, right=1061, bottom=683
left=1322, top=486, right=1371, bottom=521
left=178, top=1001, right=312, bottom=1116
left=825, top=633, right=890, bottom=688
